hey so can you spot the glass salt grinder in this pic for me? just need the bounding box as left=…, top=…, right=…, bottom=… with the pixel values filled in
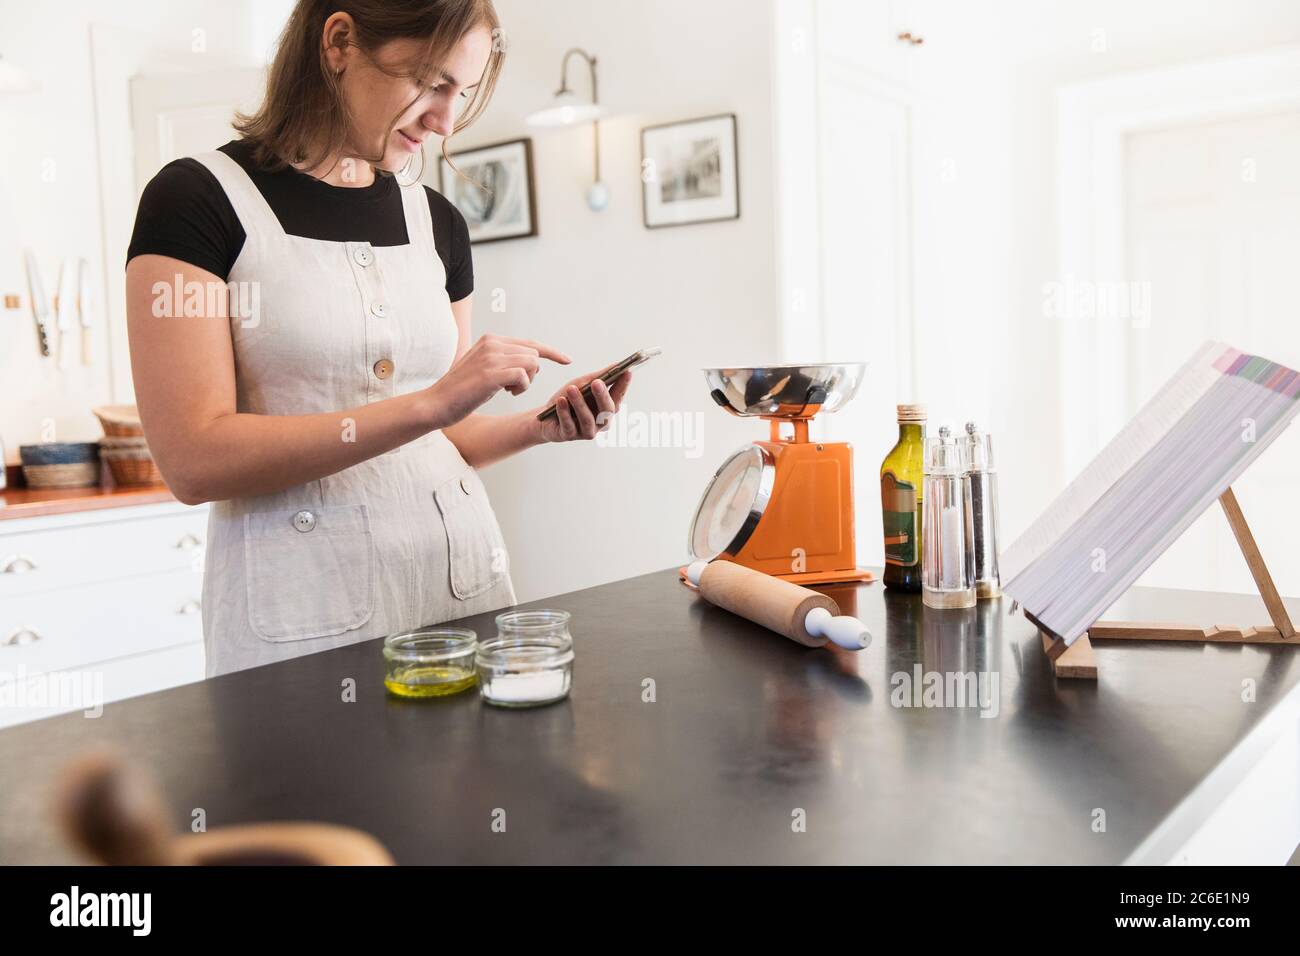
left=922, top=426, right=975, bottom=609
left=962, top=421, right=1002, bottom=599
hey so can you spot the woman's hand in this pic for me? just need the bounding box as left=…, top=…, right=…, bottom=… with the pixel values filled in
left=427, top=333, right=571, bottom=429
left=539, top=367, right=633, bottom=443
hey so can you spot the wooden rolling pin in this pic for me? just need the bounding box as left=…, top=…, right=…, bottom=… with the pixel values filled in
left=55, top=749, right=393, bottom=865
left=686, top=560, right=871, bottom=650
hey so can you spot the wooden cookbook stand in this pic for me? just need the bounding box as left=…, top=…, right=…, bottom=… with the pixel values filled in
left=1041, top=487, right=1298, bottom=680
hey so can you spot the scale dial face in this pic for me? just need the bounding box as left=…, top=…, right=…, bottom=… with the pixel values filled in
left=688, top=444, right=775, bottom=561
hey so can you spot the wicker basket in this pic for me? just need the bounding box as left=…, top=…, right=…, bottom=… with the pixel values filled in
left=92, top=405, right=144, bottom=438
left=23, top=462, right=100, bottom=489
left=99, top=443, right=162, bottom=486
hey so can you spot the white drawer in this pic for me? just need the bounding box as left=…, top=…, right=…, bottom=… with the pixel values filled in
left=0, top=641, right=206, bottom=730
left=0, top=508, right=207, bottom=599
left=0, top=568, right=204, bottom=679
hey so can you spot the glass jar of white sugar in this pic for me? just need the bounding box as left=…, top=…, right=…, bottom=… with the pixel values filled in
left=476, top=609, right=574, bottom=708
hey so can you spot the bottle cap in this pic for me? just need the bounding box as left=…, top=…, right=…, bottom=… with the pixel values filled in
left=896, top=403, right=927, bottom=423
left=964, top=421, right=995, bottom=472
left=924, top=425, right=965, bottom=474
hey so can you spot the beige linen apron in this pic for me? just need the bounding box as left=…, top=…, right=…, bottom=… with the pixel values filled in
left=194, top=150, right=516, bottom=677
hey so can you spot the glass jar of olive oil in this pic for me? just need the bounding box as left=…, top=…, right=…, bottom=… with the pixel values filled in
left=880, top=404, right=926, bottom=592
left=383, top=628, right=479, bottom=698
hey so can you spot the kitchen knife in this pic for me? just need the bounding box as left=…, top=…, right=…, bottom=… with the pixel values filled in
left=56, top=259, right=76, bottom=369
left=23, top=250, right=51, bottom=358
left=77, top=257, right=93, bottom=366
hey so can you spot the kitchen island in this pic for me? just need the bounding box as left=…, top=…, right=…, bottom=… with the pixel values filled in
left=1, top=568, right=1297, bottom=864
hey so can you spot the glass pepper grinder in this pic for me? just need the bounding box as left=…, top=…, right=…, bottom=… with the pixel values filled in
left=962, top=422, right=1001, bottom=600
left=922, top=426, right=975, bottom=609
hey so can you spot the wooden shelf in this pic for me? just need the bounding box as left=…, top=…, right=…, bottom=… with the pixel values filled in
left=0, top=482, right=175, bottom=521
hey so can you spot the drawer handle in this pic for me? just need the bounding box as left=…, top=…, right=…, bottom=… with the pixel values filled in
left=175, top=533, right=203, bottom=551
left=5, top=626, right=42, bottom=647
left=1, top=554, right=38, bottom=574
left=178, top=599, right=202, bottom=616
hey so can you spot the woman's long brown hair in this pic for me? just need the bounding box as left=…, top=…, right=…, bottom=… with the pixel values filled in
left=235, top=0, right=503, bottom=178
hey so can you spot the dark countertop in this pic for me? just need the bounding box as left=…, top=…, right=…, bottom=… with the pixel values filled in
left=1, top=567, right=1298, bottom=864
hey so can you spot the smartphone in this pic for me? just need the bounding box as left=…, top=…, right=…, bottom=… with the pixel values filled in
left=536, top=347, right=662, bottom=422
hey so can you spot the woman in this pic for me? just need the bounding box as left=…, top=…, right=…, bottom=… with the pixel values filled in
left=125, top=0, right=631, bottom=676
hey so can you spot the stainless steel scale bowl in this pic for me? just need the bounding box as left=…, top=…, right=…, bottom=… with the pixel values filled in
left=704, top=363, right=866, bottom=419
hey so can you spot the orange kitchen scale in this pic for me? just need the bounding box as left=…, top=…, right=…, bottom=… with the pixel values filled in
left=680, top=364, right=874, bottom=587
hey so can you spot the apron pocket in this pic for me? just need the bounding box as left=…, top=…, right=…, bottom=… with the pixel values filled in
left=243, top=504, right=375, bottom=642
left=434, top=467, right=509, bottom=600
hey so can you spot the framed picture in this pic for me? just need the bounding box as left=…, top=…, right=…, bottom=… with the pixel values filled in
left=437, top=137, right=538, bottom=243
left=640, top=113, right=739, bottom=229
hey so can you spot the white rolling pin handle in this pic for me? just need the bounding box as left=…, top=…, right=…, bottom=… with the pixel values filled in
left=686, top=560, right=709, bottom=587
left=804, top=606, right=871, bottom=651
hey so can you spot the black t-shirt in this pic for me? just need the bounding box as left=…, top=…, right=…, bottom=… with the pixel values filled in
left=126, top=139, right=473, bottom=302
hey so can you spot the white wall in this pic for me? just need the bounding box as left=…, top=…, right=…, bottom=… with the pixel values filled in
left=0, top=0, right=259, bottom=455
left=450, top=0, right=781, bottom=602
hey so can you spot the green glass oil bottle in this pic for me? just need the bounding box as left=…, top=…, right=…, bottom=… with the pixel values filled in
left=880, top=404, right=926, bottom=592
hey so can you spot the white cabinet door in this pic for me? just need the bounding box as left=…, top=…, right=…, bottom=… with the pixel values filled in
left=129, top=68, right=266, bottom=201
left=774, top=1, right=937, bottom=569
left=0, top=567, right=203, bottom=679
left=98, top=63, right=265, bottom=401
left=815, top=0, right=926, bottom=88
left=0, top=502, right=210, bottom=730
left=815, top=68, right=915, bottom=569
left=0, top=508, right=206, bottom=599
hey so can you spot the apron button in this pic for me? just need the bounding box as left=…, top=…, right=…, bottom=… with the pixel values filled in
left=370, top=302, right=388, bottom=318
left=373, top=359, right=394, bottom=380
left=292, top=510, right=316, bottom=533
left=353, top=247, right=374, bottom=267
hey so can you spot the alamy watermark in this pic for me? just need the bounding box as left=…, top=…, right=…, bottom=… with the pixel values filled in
left=1043, top=275, right=1151, bottom=328
left=151, top=274, right=260, bottom=329
left=50, top=886, right=150, bottom=936
left=0, top=666, right=104, bottom=718
left=595, top=407, right=705, bottom=459
left=890, top=664, right=1000, bottom=718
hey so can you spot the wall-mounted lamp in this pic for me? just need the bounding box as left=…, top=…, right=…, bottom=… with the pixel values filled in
left=526, top=47, right=610, bottom=212
left=0, top=54, right=39, bottom=94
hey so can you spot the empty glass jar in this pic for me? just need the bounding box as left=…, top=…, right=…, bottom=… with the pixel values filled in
left=477, top=609, right=574, bottom=708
